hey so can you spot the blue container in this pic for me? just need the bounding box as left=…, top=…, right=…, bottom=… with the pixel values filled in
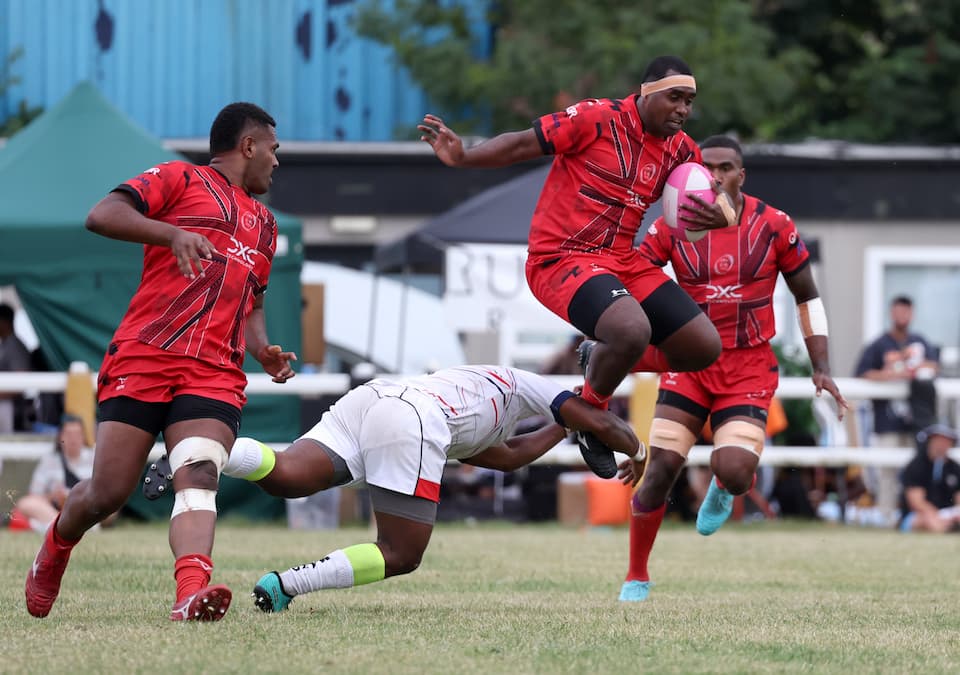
left=0, top=0, right=460, bottom=140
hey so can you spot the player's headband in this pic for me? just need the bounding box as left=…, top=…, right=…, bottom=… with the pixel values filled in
left=640, top=75, right=697, bottom=97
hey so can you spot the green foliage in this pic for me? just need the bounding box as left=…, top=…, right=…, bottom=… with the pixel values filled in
left=356, top=0, right=960, bottom=143
left=0, top=47, right=43, bottom=137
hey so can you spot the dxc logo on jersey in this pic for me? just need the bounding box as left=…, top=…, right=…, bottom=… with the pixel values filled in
left=226, top=237, right=261, bottom=266
left=626, top=189, right=646, bottom=208
left=705, top=283, right=743, bottom=300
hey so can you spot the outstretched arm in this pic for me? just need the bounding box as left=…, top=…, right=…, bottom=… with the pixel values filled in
left=418, top=114, right=544, bottom=168
left=461, top=424, right=568, bottom=472
left=463, top=395, right=640, bottom=472
left=785, top=266, right=848, bottom=419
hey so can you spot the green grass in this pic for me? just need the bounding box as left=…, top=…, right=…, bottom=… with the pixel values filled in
left=3, top=520, right=959, bottom=674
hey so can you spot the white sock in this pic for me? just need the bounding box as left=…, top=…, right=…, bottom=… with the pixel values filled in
left=279, top=550, right=354, bottom=595
left=278, top=543, right=386, bottom=596
left=223, top=438, right=275, bottom=480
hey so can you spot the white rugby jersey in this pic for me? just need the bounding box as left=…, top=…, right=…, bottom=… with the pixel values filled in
left=365, top=366, right=572, bottom=460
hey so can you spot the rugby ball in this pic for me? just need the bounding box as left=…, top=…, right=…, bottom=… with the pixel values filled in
left=662, top=162, right=716, bottom=242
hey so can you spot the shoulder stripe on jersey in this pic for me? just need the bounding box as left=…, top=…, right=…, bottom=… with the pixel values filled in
left=195, top=168, right=231, bottom=222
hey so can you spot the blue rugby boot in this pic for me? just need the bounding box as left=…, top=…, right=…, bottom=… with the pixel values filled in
left=618, top=580, right=652, bottom=602
left=696, top=477, right=734, bottom=536
left=252, top=571, right=294, bottom=613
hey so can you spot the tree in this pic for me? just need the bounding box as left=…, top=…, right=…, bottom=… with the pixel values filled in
left=755, top=0, right=960, bottom=142
left=1, top=47, right=43, bottom=137
left=356, top=0, right=960, bottom=143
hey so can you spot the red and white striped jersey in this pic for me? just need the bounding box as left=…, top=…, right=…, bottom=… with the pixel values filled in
left=367, top=366, right=569, bottom=460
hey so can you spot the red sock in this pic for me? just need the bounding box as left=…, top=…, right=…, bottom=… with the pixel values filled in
left=625, top=500, right=666, bottom=583
left=174, top=554, right=214, bottom=602
left=580, top=380, right=610, bottom=410
left=50, top=514, right=80, bottom=549
left=629, top=346, right=670, bottom=373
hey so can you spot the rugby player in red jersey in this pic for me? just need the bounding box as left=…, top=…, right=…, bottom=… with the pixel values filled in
left=609, top=135, right=849, bottom=601
left=419, top=56, right=732, bottom=478
left=25, top=103, right=296, bottom=621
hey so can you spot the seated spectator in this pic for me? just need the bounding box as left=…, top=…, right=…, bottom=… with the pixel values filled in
left=13, top=415, right=115, bottom=533
left=898, top=423, right=960, bottom=533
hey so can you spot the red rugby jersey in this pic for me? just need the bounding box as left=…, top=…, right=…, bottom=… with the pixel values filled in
left=111, top=161, right=277, bottom=369
left=638, top=194, right=810, bottom=349
left=529, top=95, right=700, bottom=256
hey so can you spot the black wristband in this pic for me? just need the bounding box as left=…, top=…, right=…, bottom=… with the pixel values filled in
left=550, top=390, right=577, bottom=428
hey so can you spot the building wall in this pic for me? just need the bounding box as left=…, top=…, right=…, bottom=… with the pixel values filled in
left=798, top=220, right=960, bottom=376
left=0, top=0, right=482, bottom=140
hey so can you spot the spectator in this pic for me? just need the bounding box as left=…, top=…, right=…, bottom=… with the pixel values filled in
left=0, top=302, right=32, bottom=433
left=13, top=416, right=115, bottom=533
left=898, top=423, right=960, bottom=533
left=855, top=295, right=940, bottom=516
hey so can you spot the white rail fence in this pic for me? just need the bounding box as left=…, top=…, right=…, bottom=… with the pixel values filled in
left=1, top=372, right=959, bottom=465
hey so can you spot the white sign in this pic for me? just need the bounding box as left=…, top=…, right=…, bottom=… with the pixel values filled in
left=443, top=243, right=572, bottom=335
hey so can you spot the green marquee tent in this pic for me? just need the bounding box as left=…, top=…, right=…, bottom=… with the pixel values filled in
left=0, top=82, right=304, bottom=520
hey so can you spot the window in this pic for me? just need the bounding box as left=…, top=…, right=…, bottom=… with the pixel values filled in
left=864, top=247, right=960, bottom=374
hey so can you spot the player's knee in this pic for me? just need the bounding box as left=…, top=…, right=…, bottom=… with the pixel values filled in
left=611, top=323, right=652, bottom=359
left=169, top=436, right=228, bottom=491
left=86, top=475, right=134, bottom=515
left=595, top=310, right=651, bottom=358
left=174, top=461, right=219, bottom=490
left=711, top=423, right=764, bottom=495
left=670, top=338, right=721, bottom=371
left=381, top=545, right=424, bottom=577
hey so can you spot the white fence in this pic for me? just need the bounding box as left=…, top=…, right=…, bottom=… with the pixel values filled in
left=1, top=372, right=959, bottom=465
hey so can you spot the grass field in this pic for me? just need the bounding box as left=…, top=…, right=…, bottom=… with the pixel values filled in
left=3, top=519, right=959, bottom=674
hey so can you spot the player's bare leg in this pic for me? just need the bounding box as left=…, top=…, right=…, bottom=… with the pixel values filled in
left=253, top=500, right=434, bottom=612
left=697, top=417, right=763, bottom=536
left=26, top=422, right=152, bottom=618
left=164, top=418, right=235, bottom=621
left=581, top=298, right=652, bottom=407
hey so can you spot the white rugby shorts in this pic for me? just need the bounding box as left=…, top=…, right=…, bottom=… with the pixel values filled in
left=299, top=383, right=451, bottom=502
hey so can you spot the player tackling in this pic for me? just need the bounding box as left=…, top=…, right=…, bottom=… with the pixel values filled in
left=220, top=365, right=639, bottom=611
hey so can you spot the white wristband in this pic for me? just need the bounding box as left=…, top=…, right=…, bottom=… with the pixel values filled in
left=797, top=297, right=828, bottom=338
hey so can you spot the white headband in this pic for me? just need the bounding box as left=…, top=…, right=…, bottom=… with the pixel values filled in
left=640, top=74, right=697, bottom=97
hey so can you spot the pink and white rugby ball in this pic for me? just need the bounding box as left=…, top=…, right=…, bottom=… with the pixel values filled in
left=662, top=162, right=716, bottom=242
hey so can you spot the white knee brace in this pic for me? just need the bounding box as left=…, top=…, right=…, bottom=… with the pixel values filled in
left=713, top=420, right=765, bottom=456
left=168, top=437, right=228, bottom=519
left=648, top=418, right=697, bottom=458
